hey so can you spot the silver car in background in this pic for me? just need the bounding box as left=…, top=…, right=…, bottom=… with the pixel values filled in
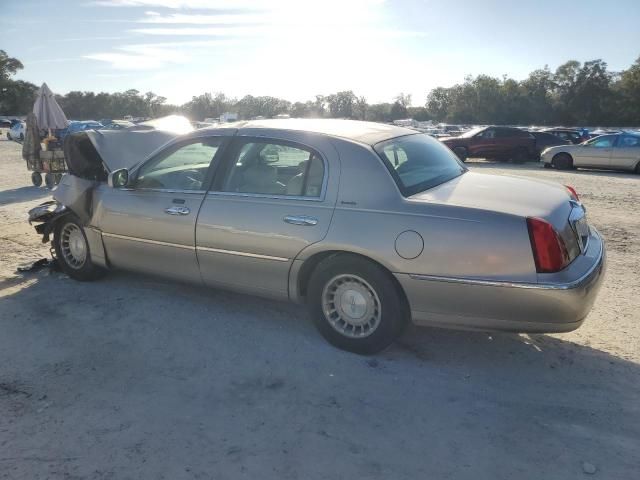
left=541, top=132, right=640, bottom=172
left=30, top=119, right=606, bottom=354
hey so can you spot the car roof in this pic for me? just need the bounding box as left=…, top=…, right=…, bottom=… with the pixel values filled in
left=543, top=128, right=580, bottom=132
left=200, top=118, right=417, bottom=146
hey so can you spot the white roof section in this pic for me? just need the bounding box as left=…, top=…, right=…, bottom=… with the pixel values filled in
left=221, top=118, right=418, bottom=145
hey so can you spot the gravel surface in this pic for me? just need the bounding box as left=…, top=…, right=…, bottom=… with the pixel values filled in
left=1, top=132, right=639, bottom=479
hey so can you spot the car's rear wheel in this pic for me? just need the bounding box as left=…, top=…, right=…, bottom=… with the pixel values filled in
left=552, top=153, right=573, bottom=170
left=512, top=147, right=529, bottom=164
left=31, top=172, right=42, bottom=187
left=307, top=254, right=408, bottom=355
left=53, top=214, right=105, bottom=281
left=453, top=147, right=468, bottom=162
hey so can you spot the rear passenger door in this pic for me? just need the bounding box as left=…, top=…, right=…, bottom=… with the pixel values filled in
left=610, top=135, right=640, bottom=170
left=195, top=132, right=340, bottom=299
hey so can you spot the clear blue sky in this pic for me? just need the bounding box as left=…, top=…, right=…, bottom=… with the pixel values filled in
left=3, top=0, right=639, bottom=106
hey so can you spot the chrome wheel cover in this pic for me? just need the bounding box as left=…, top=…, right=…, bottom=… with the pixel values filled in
left=322, top=274, right=382, bottom=338
left=60, top=223, right=87, bottom=269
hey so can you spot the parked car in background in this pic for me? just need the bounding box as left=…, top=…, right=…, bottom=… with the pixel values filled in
left=441, top=126, right=536, bottom=162
left=59, top=120, right=103, bottom=140
left=29, top=119, right=605, bottom=354
left=529, top=131, right=571, bottom=159
left=100, top=120, right=135, bottom=130
left=542, top=128, right=584, bottom=144
left=7, top=121, right=25, bottom=141
left=194, top=121, right=217, bottom=129
left=541, top=132, right=640, bottom=173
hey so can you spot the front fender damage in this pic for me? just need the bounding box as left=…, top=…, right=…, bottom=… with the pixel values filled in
left=28, top=200, right=70, bottom=243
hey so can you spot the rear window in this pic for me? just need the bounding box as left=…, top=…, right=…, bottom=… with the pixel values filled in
left=374, top=134, right=466, bottom=196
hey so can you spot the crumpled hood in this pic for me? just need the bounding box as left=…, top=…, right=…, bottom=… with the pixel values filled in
left=409, top=171, right=573, bottom=228
left=85, top=115, right=193, bottom=172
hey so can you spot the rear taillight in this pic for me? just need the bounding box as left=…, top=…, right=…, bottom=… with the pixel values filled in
left=565, top=185, right=579, bottom=201
left=527, top=217, right=570, bottom=273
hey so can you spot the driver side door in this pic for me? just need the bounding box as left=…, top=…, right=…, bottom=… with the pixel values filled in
left=94, top=137, right=226, bottom=283
left=575, top=135, right=615, bottom=168
left=469, top=128, right=497, bottom=157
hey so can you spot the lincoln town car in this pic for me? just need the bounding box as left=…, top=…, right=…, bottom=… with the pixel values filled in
left=29, top=119, right=606, bottom=354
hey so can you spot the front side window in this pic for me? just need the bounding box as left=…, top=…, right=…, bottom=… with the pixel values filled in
left=375, top=134, right=466, bottom=196
left=135, top=139, right=221, bottom=191
left=587, top=135, right=616, bottom=148
left=221, top=141, right=324, bottom=197
left=476, top=128, right=495, bottom=139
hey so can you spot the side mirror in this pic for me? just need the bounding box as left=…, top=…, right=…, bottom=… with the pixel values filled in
left=108, top=168, right=129, bottom=188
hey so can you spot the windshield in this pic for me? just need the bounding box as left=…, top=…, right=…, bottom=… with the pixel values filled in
left=374, top=134, right=466, bottom=196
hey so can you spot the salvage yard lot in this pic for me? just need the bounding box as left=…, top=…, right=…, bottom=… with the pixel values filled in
left=0, top=133, right=639, bottom=479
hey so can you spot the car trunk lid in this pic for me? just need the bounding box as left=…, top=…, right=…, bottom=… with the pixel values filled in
left=409, top=171, right=586, bottom=264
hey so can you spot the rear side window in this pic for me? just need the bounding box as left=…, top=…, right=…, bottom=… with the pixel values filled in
left=375, top=134, right=466, bottom=196
left=221, top=141, right=324, bottom=197
left=619, top=135, right=640, bottom=147
left=496, top=128, right=531, bottom=138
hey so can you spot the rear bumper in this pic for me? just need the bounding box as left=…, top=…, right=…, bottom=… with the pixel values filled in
left=395, top=228, right=606, bottom=333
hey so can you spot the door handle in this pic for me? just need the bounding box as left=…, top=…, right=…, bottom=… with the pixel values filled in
left=164, top=206, right=190, bottom=215
left=284, top=215, right=318, bottom=226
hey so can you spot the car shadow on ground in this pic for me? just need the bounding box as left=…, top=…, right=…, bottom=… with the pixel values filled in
left=1, top=269, right=638, bottom=479
left=0, top=185, right=51, bottom=206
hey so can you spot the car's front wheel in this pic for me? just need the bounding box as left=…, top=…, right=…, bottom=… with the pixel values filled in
left=307, top=254, right=408, bottom=355
left=552, top=153, right=573, bottom=170
left=53, top=214, right=105, bottom=281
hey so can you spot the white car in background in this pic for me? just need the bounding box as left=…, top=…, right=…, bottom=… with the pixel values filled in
left=7, top=121, right=26, bottom=141
left=541, top=132, right=640, bottom=173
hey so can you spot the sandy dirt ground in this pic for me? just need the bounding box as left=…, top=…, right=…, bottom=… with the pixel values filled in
left=0, top=132, right=639, bottom=479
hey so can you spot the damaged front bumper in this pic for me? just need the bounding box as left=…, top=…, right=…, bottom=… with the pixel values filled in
left=28, top=200, right=69, bottom=243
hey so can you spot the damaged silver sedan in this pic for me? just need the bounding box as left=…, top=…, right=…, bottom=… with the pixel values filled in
left=29, top=119, right=606, bottom=354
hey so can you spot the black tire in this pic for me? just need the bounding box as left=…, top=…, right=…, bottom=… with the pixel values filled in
left=31, top=172, right=42, bottom=187
left=307, top=254, right=408, bottom=355
left=453, top=146, right=468, bottom=162
left=552, top=153, right=573, bottom=170
left=44, top=173, right=55, bottom=189
left=543, top=163, right=552, bottom=169
left=512, top=147, right=529, bottom=164
left=635, top=161, right=640, bottom=174
left=19, top=133, right=24, bottom=141
left=53, top=214, right=106, bottom=281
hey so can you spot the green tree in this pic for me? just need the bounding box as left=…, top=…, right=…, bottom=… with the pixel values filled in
left=326, top=91, right=357, bottom=118
left=615, top=56, right=640, bottom=124
left=0, top=50, right=23, bottom=81
left=0, top=50, right=37, bottom=115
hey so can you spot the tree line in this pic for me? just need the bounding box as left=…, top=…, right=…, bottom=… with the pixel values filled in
left=1, top=50, right=639, bottom=126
